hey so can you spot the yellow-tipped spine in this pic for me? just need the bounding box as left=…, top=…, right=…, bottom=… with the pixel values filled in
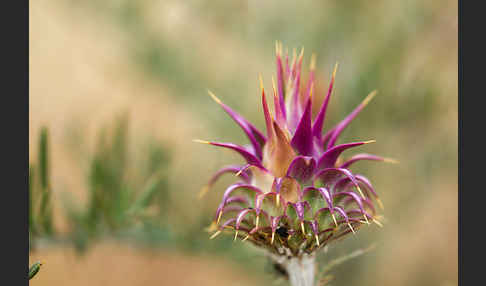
left=383, top=158, right=400, bottom=164
left=271, top=76, right=277, bottom=96
left=363, top=214, right=370, bottom=224
left=310, top=53, right=317, bottom=70
left=309, top=82, right=315, bottom=100
left=363, top=140, right=377, bottom=145
left=332, top=213, right=338, bottom=227
left=373, top=218, right=384, bottom=228
left=356, top=185, right=366, bottom=199
left=207, top=90, right=222, bottom=105
left=193, top=139, right=211, bottom=145
left=216, top=210, right=222, bottom=225
left=258, top=73, right=264, bottom=92
left=198, top=185, right=210, bottom=199
left=348, top=223, right=356, bottom=234
left=210, top=230, right=222, bottom=240
left=362, top=90, right=377, bottom=107
left=376, top=197, right=385, bottom=210
left=332, top=62, right=339, bottom=79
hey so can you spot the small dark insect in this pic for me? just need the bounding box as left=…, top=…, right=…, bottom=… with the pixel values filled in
left=276, top=226, right=289, bottom=238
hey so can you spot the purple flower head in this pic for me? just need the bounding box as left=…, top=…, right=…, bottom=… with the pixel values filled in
left=197, top=42, right=396, bottom=257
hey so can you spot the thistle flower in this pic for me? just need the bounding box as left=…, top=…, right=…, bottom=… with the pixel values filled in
left=196, top=42, right=395, bottom=286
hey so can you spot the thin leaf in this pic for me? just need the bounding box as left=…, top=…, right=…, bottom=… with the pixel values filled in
left=29, top=165, right=35, bottom=235
left=129, top=174, right=164, bottom=216
left=39, top=127, right=49, bottom=190
left=320, top=244, right=376, bottom=275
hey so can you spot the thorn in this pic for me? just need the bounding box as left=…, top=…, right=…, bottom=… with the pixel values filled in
left=376, top=197, right=385, bottom=210
left=332, top=62, right=339, bottom=78
left=363, top=140, right=377, bottom=144
left=198, top=185, right=209, bottom=199
left=373, top=218, right=384, bottom=228
left=348, top=223, right=356, bottom=234
left=271, top=76, right=277, bottom=95
left=310, top=53, right=317, bottom=70
left=309, top=82, right=315, bottom=100
left=383, top=158, right=400, bottom=164
left=255, top=215, right=260, bottom=229
left=276, top=194, right=280, bottom=207
left=234, top=230, right=239, bottom=241
left=207, top=90, right=223, bottom=105
left=205, top=221, right=218, bottom=232
left=259, top=73, right=264, bottom=92
left=356, top=185, right=366, bottom=199
left=301, top=221, right=306, bottom=234
left=363, top=214, right=370, bottom=224
left=271, top=232, right=275, bottom=244
left=235, top=165, right=250, bottom=177
left=209, top=230, right=222, bottom=240
left=331, top=213, right=338, bottom=227
left=235, top=170, right=243, bottom=177
left=217, top=210, right=223, bottom=225
left=193, top=139, right=211, bottom=144
left=362, top=90, right=377, bottom=107
left=315, top=234, right=320, bottom=246
left=242, top=234, right=250, bottom=242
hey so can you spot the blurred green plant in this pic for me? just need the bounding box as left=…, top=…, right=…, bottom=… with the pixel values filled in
left=29, top=117, right=174, bottom=253
left=64, top=116, right=172, bottom=252
left=29, top=127, right=54, bottom=242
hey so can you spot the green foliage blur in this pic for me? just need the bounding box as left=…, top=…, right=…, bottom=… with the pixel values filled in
left=30, top=127, right=54, bottom=239
left=29, top=118, right=174, bottom=252
left=64, top=116, right=173, bottom=251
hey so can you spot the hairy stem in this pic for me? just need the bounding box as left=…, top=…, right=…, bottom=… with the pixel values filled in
left=283, top=254, right=316, bottom=286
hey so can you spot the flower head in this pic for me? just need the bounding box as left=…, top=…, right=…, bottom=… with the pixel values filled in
left=197, top=42, right=395, bottom=257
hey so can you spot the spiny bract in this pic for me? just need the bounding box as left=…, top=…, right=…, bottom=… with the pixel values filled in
left=197, top=42, right=395, bottom=257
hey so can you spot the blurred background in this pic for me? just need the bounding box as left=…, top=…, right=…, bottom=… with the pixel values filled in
left=29, top=0, right=457, bottom=285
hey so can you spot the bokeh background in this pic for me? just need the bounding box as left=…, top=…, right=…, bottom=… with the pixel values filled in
left=29, top=0, right=457, bottom=285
